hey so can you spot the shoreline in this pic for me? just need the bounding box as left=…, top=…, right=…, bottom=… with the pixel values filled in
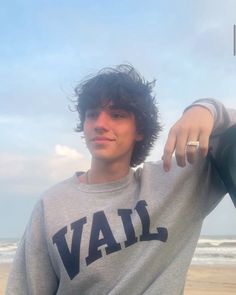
left=1, top=263, right=236, bottom=294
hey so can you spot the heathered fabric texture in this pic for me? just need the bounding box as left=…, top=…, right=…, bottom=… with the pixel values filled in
left=6, top=99, right=236, bottom=295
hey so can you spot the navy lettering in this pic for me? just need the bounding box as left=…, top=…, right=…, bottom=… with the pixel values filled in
left=86, top=211, right=122, bottom=265
left=52, top=200, right=168, bottom=280
left=118, top=209, right=138, bottom=247
left=52, top=217, right=87, bottom=280
left=135, top=200, right=168, bottom=242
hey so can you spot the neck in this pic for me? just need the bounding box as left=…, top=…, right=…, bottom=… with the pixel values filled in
left=87, top=159, right=130, bottom=184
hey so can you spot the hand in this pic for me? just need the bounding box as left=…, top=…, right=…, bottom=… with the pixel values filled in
left=162, top=106, right=214, bottom=172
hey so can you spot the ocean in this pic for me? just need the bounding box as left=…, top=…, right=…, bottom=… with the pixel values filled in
left=1, top=236, right=236, bottom=265
left=0, top=238, right=18, bottom=264
left=191, top=235, right=236, bottom=265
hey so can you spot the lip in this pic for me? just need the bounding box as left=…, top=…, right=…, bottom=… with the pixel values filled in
left=91, top=137, right=115, bottom=142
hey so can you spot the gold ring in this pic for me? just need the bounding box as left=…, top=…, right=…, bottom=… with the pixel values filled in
left=186, top=141, right=199, bottom=147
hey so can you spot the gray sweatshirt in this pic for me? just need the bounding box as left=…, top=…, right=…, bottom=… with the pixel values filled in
left=6, top=99, right=236, bottom=295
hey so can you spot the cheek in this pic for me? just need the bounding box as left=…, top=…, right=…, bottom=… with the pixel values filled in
left=82, top=124, right=90, bottom=145
left=123, top=130, right=139, bottom=146
left=83, top=120, right=91, bottom=134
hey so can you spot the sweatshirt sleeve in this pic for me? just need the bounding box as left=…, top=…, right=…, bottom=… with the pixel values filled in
left=184, top=97, right=235, bottom=135
left=186, top=98, right=236, bottom=216
left=6, top=200, right=58, bottom=295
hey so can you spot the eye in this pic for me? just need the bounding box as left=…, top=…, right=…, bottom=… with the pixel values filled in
left=85, top=110, right=99, bottom=119
left=110, top=110, right=129, bottom=119
left=111, top=112, right=124, bottom=118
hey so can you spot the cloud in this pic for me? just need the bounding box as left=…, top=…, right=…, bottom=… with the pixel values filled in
left=0, top=152, right=49, bottom=196
left=49, top=145, right=89, bottom=181
left=0, top=145, right=90, bottom=197
left=55, top=144, right=83, bottom=158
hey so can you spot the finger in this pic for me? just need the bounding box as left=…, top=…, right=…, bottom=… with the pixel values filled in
left=162, top=130, right=177, bottom=172
left=198, top=130, right=210, bottom=157
left=174, top=129, right=189, bottom=167
left=186, top=132, right=200, bottom=164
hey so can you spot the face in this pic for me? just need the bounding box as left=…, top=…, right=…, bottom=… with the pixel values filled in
left=83, top=103, right=143, bottom=166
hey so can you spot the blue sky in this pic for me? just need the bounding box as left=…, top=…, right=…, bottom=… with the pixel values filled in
left=1, top=0, right=236, bottom=238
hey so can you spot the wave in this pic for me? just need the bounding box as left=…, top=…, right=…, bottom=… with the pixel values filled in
left=197, top=238, right=236, bottom=247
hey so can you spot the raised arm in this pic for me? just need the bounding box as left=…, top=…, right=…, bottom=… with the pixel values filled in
left=162, top=98, right=234, bottom=172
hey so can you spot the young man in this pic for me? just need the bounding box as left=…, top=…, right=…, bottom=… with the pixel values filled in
left=6, top=65, right=236, bottom=294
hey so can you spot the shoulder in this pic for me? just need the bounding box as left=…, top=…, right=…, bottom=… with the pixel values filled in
left=135, top=158, right=209, bottom=186
left=135, top=160, right=185, bottom=179
left=39, top=173, right=79, bottom=204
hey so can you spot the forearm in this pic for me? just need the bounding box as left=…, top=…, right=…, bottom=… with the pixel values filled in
left=163, top=98, right=236, bottom=171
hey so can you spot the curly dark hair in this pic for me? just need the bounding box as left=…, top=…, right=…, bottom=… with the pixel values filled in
left=74, top=64, right=162, bottom=167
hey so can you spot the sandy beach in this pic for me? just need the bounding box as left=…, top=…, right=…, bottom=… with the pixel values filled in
left=1, top=263, right=236, bottom=294
left=0, top=264, right=10, bottom=295
left=185, top=265, right=236, bottom=294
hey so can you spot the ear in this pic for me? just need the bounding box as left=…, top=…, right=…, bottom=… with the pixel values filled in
left=135, top=133, right=144, bottom=141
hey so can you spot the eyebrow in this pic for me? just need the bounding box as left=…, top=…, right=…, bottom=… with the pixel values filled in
left=87, top=104, right=131, bottom=112
left=108, top=105, right=132, bottom=112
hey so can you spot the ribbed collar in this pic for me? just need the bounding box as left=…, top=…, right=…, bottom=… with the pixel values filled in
left=72, top=169, right=135, bottom=193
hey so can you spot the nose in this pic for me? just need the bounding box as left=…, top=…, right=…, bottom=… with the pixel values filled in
left=94, top=111, right=109, bottom=131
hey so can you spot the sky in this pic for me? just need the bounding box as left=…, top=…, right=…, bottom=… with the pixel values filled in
left=0, top=0, right=236, bottom=238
